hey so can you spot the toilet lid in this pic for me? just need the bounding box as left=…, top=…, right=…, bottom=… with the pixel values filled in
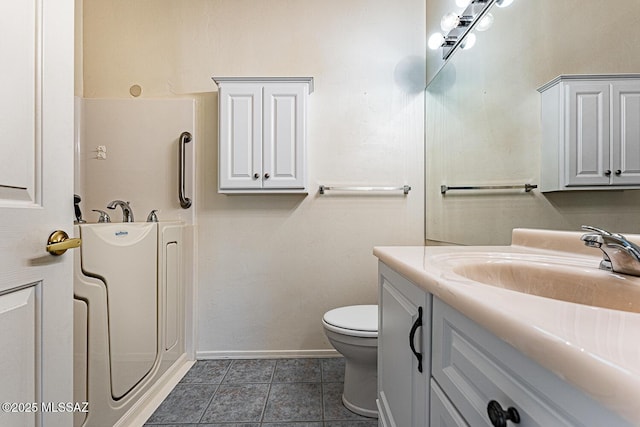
left=323, top=305, right=378, bottom=336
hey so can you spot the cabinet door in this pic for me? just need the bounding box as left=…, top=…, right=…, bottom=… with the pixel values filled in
left=565, top=82, right=611, bottom=187
left=219, top=83, right=263, bottom=190
left=262, top=83, right=307, bottom=189
left=378, top=263, right=429, bottom=427
left=612, top=81, right=640, bottom=185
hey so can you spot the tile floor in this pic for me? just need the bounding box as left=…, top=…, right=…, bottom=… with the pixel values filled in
left=144, top=358, right=378, bottom=427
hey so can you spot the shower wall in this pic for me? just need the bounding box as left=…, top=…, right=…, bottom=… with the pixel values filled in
left=81, top=0, right=425, bottom=356
left=77, top=98, right=195, bottom=224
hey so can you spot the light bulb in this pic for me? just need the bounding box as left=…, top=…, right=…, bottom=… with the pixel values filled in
left=496, top=0, right=514, bottom=7
left=476, top=13, right=494, bottom=31
left=428, top=33, right=445, bottom=50
left=455, top=0, right=472, bottom=8
left=460, top=33, right=476, bottom=50
left=440, top=12, right=460, bottom=32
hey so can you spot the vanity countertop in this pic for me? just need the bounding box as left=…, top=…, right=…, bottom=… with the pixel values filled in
left=374, top=228, right=640, bottom=425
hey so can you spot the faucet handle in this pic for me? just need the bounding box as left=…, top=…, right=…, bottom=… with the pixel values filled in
left=92, top=209, right=111, bottom=223
left=581, top=225, right=628, bottom=240
left=581, top=225, right=612, bottom=236
left=146, top=210, right=159, bottom=223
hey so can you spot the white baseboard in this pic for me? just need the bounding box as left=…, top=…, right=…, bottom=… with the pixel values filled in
left=196, top=349, right=340, bottom=360
left=115, top=355, right=195, bottom=427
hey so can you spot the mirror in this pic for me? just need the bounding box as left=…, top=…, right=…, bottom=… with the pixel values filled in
left=426, top=0, right=640, bottom=245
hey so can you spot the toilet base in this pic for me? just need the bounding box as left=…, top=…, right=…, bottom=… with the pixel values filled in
left=341, top=354, right=378, bottom=418
left=343, top=394, right=379, bottom=418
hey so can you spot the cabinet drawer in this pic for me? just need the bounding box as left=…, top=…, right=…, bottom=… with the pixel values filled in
left=431, top=298, right=630, bottom=427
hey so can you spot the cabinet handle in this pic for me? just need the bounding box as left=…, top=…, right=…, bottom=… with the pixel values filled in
left=253, top=173, right=260, bottom=179
left=264, top=173, right=271, bottom=179
left=487, top=400, right=521, bottom=427
left=615, top=169, right=622, bottom=176
left=605, top=170, right=612, bottom=177
left=409, top=306, right=423, bottom=373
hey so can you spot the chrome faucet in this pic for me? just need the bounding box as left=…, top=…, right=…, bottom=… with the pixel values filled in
left=580, top=225, right=640, bottom=276
left=106, top=200, right=134, bottom=222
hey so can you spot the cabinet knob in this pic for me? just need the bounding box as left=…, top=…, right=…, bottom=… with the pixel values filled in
left=264, top=173, right=270, bottom=179
left=615, top=169, right=622, bottom=176
left=605, top=170, right=612, bottom=177
left=253, top=173, right=260, bottom=179
left=487, top=400, right=520, bottom=427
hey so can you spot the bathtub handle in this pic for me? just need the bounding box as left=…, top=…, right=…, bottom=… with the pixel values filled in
left=409, top=306, right=423, bottom=373
left=179, top=131, right=192, bottom=209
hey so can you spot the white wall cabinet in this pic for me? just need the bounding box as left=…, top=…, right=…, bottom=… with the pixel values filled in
left=377, top=263, right=430, bottom=427
left=539, top=74, right=640, bottom=192
left=213, top=77, right=313, bottom=193
left=378, top=263, right=631, bottom=427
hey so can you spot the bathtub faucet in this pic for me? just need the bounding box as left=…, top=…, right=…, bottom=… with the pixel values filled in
left=107, top=200, right=134, bottom=222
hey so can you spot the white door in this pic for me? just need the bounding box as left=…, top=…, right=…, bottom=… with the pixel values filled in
left=0, top=0, right=75, bottom=426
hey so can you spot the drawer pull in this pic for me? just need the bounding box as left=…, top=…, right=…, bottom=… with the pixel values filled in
left=487, top=400, right=520, bottom=427
left=409, top=306, right=423, bottom=373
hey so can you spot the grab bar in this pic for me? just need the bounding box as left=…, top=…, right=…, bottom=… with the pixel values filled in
left=179, top=131, right=192, bottom=209
left=319, top=185, right=411, bottom=195
left=440, top=183, right=537, bottom=194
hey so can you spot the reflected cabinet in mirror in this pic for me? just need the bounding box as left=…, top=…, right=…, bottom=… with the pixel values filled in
left=425, top=0, right=640, bottom=245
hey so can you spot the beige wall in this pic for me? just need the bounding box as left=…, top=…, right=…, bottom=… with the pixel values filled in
left=426, top=0, right=640, bottom=245
left=82, top=0, right=425, bottom=356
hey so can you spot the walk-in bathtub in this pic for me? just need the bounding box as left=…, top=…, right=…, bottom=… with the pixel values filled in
left=73, top=222, right=189, bottom=426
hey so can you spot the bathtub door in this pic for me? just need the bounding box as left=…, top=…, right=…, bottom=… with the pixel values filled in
left=0, top=0, right=75, bottom=426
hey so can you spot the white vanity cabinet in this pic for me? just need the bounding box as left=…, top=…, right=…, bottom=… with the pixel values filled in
left=377, top=263, right=430, bottom=427
left=431, top=297, right=631, bottom=427
left=377, top=262, right=632, bottom=427
left=538, top=74, right=640, bottom=192
left=213, top=77, right=313, bottom=193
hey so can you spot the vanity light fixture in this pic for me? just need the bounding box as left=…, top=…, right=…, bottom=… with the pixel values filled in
left=440, top=12, right=461, bottom=32
left=429, top=0, right=512, bottom=60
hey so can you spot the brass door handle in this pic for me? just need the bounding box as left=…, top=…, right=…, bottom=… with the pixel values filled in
left=46, top=230, right=81, bottom=256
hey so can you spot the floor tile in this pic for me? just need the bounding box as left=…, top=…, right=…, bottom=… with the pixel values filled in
left=324, top=421, right=378, bottom=427
left=200, top=383, right=270, bottom=423
left=262, top=423, right=323, bottom=427
left=180, top=360, right=231, bottom=384
left=223, top=359, right=276, bottom=383
left=263, top=382, right=323, bottom=422
left=199, top=424, right=261, bottom=427
left=273, top=359, right=321, bottom=383
left=144, top=425, right=261, bottom=427
left=323, top=382, right=371, bottom=421
left=321, top=358, right=345, bottom=383
left=143, top=424, right=200, bottom=427
left=145, top=383, right=218, bottom=424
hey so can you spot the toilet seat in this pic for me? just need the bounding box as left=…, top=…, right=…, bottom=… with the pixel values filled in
left=323, top=305, right=378, bottom=338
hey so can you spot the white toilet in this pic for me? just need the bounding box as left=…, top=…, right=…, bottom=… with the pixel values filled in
left=322, top=304, right=378, bottom=418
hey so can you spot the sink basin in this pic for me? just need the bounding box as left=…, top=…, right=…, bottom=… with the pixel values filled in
left=444, top=254, right=640, bottom=314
